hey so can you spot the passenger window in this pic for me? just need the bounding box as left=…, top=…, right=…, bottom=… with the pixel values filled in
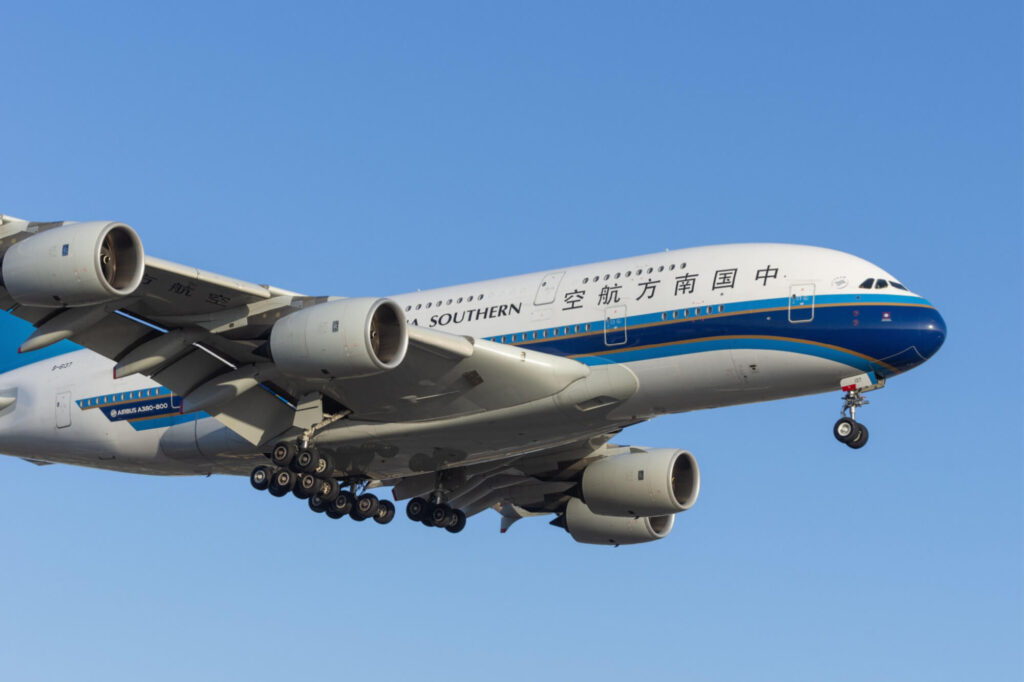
left=859, top=278, right=875, bottom=289
left=875, top=280, right=889, bottom=289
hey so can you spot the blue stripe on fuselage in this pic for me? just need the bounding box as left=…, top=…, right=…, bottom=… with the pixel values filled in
left=482, top=294, right=939, bottom=378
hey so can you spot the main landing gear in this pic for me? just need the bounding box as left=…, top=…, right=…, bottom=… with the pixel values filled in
left=832, top=372, right=885, bottom=450
left=249, top=441, right=396, bottom=525
left=405, top=496, right=467, bottom=534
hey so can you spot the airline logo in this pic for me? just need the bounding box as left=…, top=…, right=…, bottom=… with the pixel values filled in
left=76, top=387, right=191, bottom=430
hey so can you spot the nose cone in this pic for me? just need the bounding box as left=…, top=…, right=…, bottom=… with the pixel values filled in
left=918, top=306, right=947, bottom=361
left=883, top=305, right=946, bottom=375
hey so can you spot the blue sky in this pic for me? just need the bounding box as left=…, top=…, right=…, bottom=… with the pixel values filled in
left=1, top=2, right=1020, bottom=680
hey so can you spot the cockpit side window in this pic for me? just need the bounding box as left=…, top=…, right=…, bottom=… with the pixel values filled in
left=874, top=279, right=889, bottom=289
left=889, top=281, right=908, bottom=291
left=859, top=278, right=875, bottom=289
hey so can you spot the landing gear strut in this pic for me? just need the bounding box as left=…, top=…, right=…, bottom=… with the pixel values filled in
left=832, top=372, right=884, bottom=449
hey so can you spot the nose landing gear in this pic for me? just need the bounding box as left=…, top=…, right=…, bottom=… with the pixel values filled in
left=833, top=372, right=885, bottom=449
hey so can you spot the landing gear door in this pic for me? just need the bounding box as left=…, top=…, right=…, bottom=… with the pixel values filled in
left=788, top=284, right=815, bottom=323
left=604, top=305, right=628, bottom=346
left=55, top=391, right=71, bottom=428
left=534, top=272, right=565, bottom=306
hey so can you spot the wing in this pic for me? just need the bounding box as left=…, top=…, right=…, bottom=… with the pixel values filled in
left=0, top=217, right=628, bottom=451
left=388, top=432, right=619, bottom=529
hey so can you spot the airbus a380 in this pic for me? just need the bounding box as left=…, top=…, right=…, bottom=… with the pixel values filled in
left=0, top=215, right=946, bottom=545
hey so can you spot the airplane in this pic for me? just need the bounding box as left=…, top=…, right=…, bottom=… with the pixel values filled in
left=0, top=215, right=946, bottom=545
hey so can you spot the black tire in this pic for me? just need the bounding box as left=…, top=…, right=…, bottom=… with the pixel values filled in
left=406, top=497, right=428, bottom=521
left=374, top=499, right=396, bottom=525
left=293, top=450, right=316, bottom=474
left=270, top=443, right=295, bottom=469
left=268, top=469, right=294, bottom=497
left=331, top=491, right=355, bottom=516
left=431, top=503, right=453, bottom=528
left=309, top=494, right=329, bottom=513
left=293, top=473, right=319, bottom=499
left=325, top=506, right=344, bottom=519
left=316, top=478, right=340, bottom=504
left=445, top=509, right=467, bottom=534
left=420, top=502, right=437, bottom=527
left=833, top=417, right=858, bottom=444
left=847, top=422, right=869, bottom=449
left=249, top=466, right=271, bottom=491
left=352, top=493, right=379, bottom=522
left=313, top=454, right=333, bottom=478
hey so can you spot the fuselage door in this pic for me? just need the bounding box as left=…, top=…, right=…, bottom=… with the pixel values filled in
left=534, top=272, right=565, bottom=306
left=55, top=391, right=71, bottom=429
left=788, top=284, right=815, bottom=323
left=604, top=305, right=628, bottom=346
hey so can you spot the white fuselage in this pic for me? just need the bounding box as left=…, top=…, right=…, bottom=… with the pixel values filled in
left=0, top=243, right=946, bottom=477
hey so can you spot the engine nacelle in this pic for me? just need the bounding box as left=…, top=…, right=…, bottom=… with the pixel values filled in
left=269, top=298, right=408, bottom=379
left=1, top=221, right=145, bottom=307
left=581, top=447, right=700, bottom=517
left=563, top=498, right=674, bottom=546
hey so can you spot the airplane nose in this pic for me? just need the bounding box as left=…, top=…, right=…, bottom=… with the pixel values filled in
left=917, top=306, right=947, bottom=361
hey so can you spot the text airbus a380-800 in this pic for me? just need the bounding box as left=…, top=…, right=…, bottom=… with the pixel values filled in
left=0, top=216, right=945, bottom=545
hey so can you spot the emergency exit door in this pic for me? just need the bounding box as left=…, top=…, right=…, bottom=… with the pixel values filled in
left=55, top=391, right=71, bottom=428
left=604, top=306, right=627, bottom=345
left=788, top=284, right=815, bottom=323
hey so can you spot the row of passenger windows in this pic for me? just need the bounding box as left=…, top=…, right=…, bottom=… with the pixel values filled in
left=859, top=278, right=908, bottom=291
left=582, top=262, right=686, bottom=284
left=405, top=262, right=686, bottom=311
left=661, top=305, right=723, bottom=320
left=81, top=388, right=163, bottom=407
left=405, top=293, right=485, bottom=312
left=489, top=305, right=724, bottom=344
left=495, top=325, right=592, bottom=343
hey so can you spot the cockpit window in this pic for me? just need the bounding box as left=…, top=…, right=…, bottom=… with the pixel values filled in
left=889, top=280, right=908, bottom=291
left=874, top=279, right=889, bottom=289
left=859, top=278, right=875, bottom=289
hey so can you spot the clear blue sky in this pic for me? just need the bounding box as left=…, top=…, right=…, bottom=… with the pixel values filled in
left=1, top=2, right=1020, bottom=680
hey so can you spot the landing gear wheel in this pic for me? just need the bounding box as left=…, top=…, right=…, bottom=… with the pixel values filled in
left=315, top=479, right=340, bottom=504
left=293, top=450, right=317, bottom=473
left=430, top=503, right=453, bottom=528
left=420, top=502, right=438, bottom=527
left=406, top=497, right=428, bottom=522
left=250, top=466, right=271, bottom=491
left=326, top=491, right=355, bottom=519
left=445, top=509, right=467, bottom=534
left=309, top=494, right=329, bottom=513
left=268, top=469, right=295, bottom=497
left=313, top=454, right=333, bottom=478
left=374, top=499, right=396, bottom=525
left=847, top=422, right=869, bottom=449
left=833, top=417, right=858, bottom=444
left=270, top=442, right=295, bottom=469
left=293, top=473, right=319, bottom=499
left=351, top=493, right=379, bottom=521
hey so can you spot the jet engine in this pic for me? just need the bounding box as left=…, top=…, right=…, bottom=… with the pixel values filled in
left=1, top=221, right=145, bottom=307
left=580, top=447, right=700, bottom=517
left=562, top=498, right=674, bottom=546
left=269, top=298, right=408, bottom=379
